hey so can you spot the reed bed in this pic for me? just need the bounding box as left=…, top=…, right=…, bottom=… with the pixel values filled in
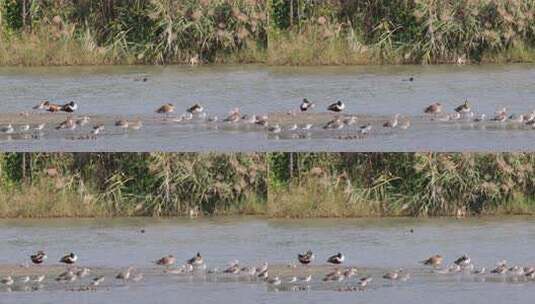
left=0, top=0, right=267, bottom=65
left=0, top=153, right=267, bottom=218
left=268, top=0, right=535, bottom=65
left=268, top=153, right=535, bottom=217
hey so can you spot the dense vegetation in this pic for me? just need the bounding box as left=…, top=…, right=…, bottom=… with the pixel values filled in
left=269, top=0, right=535, bottom=64
left=1, top=1, right=534, bottom=65
left=0, top=0, right=267, bottom=65
left=0, top=153, right=267, bottom=217
left=268, top=153, right=535, bottom=217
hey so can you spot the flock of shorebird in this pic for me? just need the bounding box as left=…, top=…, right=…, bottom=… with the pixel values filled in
left=0, top=98, right=534, bottom=141
left=2, top=249, right=535, bottom=293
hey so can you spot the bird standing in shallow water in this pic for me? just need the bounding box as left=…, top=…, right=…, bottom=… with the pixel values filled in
left=298, top=250, right=314, bottom=265
left=422, top=254, right=443, bottom=267
left=300, top=98, right=315, bottom=112
left=156, top=255, right=176, bottom=266
left=383, top=113, right=400, bottom=128
left=187, top=252, right=204, bottom=266
left=327, top=100, right=345, bottom=112
left=187, top=104, right=204, bottom=115
left=327, top=252, right=345, bottom=264
left=424, top=102, right=442, bottom=115
left=31, top=250, right=47, bottom=265
left=156, top=103, right=175, bottom=119
left=60, top=252, right=77, bottom=264
left=455, top=100, right=471, bottom=114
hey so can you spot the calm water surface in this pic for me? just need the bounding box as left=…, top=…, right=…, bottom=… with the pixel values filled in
left=1, top=64, right=534, bottom=151
left=1, top=216, right=535, bottom=303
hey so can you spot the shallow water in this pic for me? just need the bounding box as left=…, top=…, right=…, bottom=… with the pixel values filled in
left=1, top=64, right=535, bottom=151
left=1, top=216, right=535, bottom=303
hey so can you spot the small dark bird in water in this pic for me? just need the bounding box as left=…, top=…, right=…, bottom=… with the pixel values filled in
left=327, top=100, right=345, bottom=112
left=60, top=252, right=78, bottom=264
left=327, top=252, right=345, bottom=264
left=30, top=250, right=47, bottom=264
left=300, top=98, right=315, bottom=112
left=402, top=77, right=414, bottom=82
left=140, top=229, right=145, bottom=234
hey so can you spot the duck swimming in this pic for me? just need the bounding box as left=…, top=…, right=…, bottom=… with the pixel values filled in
left=300, top=98, right=315, bottom=112
left=187, top=252, right=204, bottom=266
left=31, top=250, right=47, bottom=264
left=60, top=252, right=78, bottom=264
left=327, top=252, right=345, bottom=264
left=327, top=100, right=345, bottom=112
left=298, top=250, right=314, bottom=265
left=424, top=102, right=442, bottom=114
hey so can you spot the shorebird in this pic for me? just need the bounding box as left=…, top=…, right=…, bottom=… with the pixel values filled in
left=75, top=116, right=90, bottom=127
left=155, top=255, right=176, bottom=266
left=327, top=100, right=345, bottom=112
left=509, top=114, right=525, bottom=123
left=1, top=276, right=14, bottom=286
left=1, top=124, right=14, bottom=134
left=91, top=276, right=105, bottom=287
left=323, top=269, right=344, bottom=282
left=472, top=267, right=486, bottom=274
left=298, top=250, right=314, bottom=265
left=399, top=118, right=411, bottom=129
left=474, top=114, right=486, bottom=122
left=61, top=101, right=78, bottom=113
left=300, top=274, right=312, bottom=282
left=130, top=119, right=143, bottom=130
left=31, top=250, right=47, bottom=264
left=59, top=252, right=78, bottom=264
left=116, top=267, right=134, bottom=281
left=343, top=115, right=358, bottom=126
left=359, top=123, right=372, bottom=134
left=33, top=100, right=49, bottom=110
left=33, top=123, right=46, bottom=132
left=287, top=124, right=298, bottom=131
left=224, top=261, right=241, bottom=274
left=268, top=124, right=281, bottom=134
left=287, top=276, right=298, bottom=283
left=224, top=108, right=241, bottom=123
left=156, top=103, right=175, bottom=118
left=424, top=102, right=442, bottom=114
left=302, top=123, right=313, bottom=130
left=267, top=276, right=281, bottom=285
left=300, top=98, right=315, bottom=112
left=327, top=252, right=345, bottom=264
left=256, top=262, right=269, bottom=274
left=91, top=124, right=104, bottom=135
left=491, top=263, right=508, bottom=274
left=18, top=276, right=30, bottom=284
left=383, top=269, right=402, bottom=280
left=187, top=252, right=204, bottom=266
left=358, top=276, right=373, bottom=287
left=454, top=100, right=471, bottom=114
left=383, top=113, right=400, bottom=128
left=422, top=255, right=443, bottom=267
left=76, top=267, right=91, bottom=278
left=56, top=118, right=76, bottom=130
left=187, top=104, right=204, bottom=115
left=115, top=120, right=129, bottom=132
left=453, top=255, right=471, bottom=267
left=324, top=117, right=344, bottom=130
left=241, top=265, right=257, bottom=276
left=56, top=270, right=77, bottom=282
left=32, top=274, right=46, bottom=283
left=19, top=124, right=30, bottom=132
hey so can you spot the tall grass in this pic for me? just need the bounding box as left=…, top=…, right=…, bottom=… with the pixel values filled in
left=0, top=153, right=267, bottom=218
left=268, top=0, right=535, bottom=65
left=268, top=153, right=535, bottom=217
left=0, top=0, right=268, bottom=65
